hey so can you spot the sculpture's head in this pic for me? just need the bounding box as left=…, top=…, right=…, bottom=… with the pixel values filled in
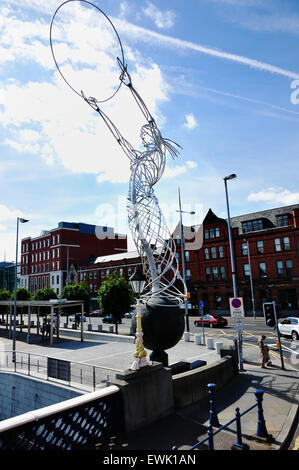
left=140, top=124, right=158, bottom=150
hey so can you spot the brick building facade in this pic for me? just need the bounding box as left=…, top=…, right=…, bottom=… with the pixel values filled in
left=20, top=222, right=127, bottom=296
left=80, top=203, right=299, bottom=316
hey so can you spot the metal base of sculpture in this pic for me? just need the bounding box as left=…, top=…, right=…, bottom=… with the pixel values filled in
left=131, top=296, right=185, bottom=367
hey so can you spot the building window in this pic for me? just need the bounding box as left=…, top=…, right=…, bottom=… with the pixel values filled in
left=283, top=237, right=290, bottom=251
left=52, top=262, right=55, bottom=271
left=57, top=248, right=60, bottom=257
left=57, top=261, right=59, bottom=270
left=220, top=266, right=225, bottom=280
left=242, top=219, right=263, bottom=233
left=51, top=276, right=54, bottom=285
left=212, top=266, right=218, bottom=280
left=185, top=251, right=190, bottom=263
left=276, top=214, right=288, bottom=227
left=57, top=234, right=60, bottom=244
left=186, top=269, right=191, bottom=279
left=215, top=227, right=220, bottom=238
left=94, top=271, right=97, bottom=279
left=47, top=239, right=50, bottom=247
left=218, top=246, right=224, bottom=258
left=276, top=261, right=284, bottom=277
left=243, top=264, right=250, bottom=278
left=211, top=247, right=217, bottom=259
left=39, top=241, right=41, bottom=249
left=205, top=267, right=211, bottom=281
left=101, top=270, right=105, bottom=278
left=286, top=260, right=293, bottom=277
left=257, top=240, right=264, bottom=254
left=210, top=228, right=215, bottom=239
left=204, top=229, right=209, bottom=240
left=259, top=262, right=267, bottom=278
left=52, top=249, right=55, bottom=259
left=274, top=238, right=281, bottom=252
left=204, top=248, right=209, bottom=260
left=43, top=240, right=46, bottom=248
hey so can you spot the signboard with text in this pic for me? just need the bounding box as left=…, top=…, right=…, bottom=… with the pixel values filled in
left=229, top=297, right=245, bottom=318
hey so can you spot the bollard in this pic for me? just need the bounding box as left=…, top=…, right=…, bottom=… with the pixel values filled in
left=97, top=324, right=102, bottom=332
left=207, top=383, right=220, bottom=427
left=184, top=332, right=190, bottom=342
left=215, top=342, right=223, bottom=355
left=194, top=334, right=202, bottom=345
left=233, top=407, right=245, bottom=449
left=255, top=390, right=269, bottom=438
left=207, top=425, right=214, bottom=450
left=206, top=337, right=214, bottom=350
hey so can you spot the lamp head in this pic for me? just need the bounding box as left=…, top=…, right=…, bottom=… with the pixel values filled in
left=19, top=218, right=29, bottom=224
left=224, top=173, right=237, bottom=181
left=129, top=266, right=146, bottom=296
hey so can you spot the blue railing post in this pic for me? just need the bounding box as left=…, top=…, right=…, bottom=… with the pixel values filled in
left=233, top=407, right=244, bottom=448
left=207, top=425, right=214, bottom=450
left=207, top=383, right=220, bottom=427
left=255, top=390, right=269, bottom=438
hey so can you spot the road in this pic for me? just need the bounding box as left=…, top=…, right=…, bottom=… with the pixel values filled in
left=13, top=313, right=299, bottom=371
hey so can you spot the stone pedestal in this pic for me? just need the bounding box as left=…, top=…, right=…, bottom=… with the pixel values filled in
left=108, top=362, right=174, bottom=433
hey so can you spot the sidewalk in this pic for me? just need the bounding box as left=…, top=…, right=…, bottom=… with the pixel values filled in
left=107, top=344, right=299, bottom=451
left=0, top=327, right=298, bottom=450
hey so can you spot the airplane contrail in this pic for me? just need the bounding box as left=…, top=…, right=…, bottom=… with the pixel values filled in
left=115, top=19, right=299, bottom=81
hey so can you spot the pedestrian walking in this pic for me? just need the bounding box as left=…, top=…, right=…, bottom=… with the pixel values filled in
left=40, top=321, right=46, bottom=341
left=45, top=321, right=51, bottom=340
left=257, top=335, right=272, bottom=368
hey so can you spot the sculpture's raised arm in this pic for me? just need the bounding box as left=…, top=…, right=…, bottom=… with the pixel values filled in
left=81, top=91, right=139, bottom=162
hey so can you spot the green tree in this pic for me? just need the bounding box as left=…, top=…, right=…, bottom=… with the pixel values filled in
left=0, top=289, right=11, bottom=317
left=98, top=270, right=134, bottom=334
left=33, top=287, right=58, bottom=316
left=11, top=287, right=31, bottom=301
left=61, top=282, right=90, bottom=316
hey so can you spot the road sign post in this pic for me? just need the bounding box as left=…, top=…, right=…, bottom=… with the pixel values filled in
left=263, top=301, right=285, bottom=370
left=229, top=297, right=244, bottom=371
left=199, top=301, right=205, bottom=345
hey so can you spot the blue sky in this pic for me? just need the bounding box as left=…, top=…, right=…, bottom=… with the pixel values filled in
left=1, top=0, right=299, bottom=261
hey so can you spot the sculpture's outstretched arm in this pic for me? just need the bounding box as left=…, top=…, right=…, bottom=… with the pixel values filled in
left=81, top=92, right=139, bottom=162
left=118, top=59, right=182, bottom=160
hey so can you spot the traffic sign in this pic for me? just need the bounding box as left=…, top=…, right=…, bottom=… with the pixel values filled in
left=229, top=297, right=244, bottom=317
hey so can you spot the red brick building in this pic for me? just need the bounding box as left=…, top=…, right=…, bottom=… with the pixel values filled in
left=46, top=204, right=299, bottom=316
left=20, top=222, right=127, bottom=295
left=176, top=203, right=299, bottom=315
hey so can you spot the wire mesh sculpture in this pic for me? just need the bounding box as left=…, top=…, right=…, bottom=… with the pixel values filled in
left=50, top=1, right=186, bottom=303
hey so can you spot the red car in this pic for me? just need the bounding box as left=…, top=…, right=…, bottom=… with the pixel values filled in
left=194, top=313, right=227, bottom=328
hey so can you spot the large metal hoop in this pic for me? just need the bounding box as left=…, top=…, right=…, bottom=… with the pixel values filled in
left=50, top=0, right=125, bottom=103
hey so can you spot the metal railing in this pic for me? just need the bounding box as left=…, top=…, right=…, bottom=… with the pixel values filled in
left=0, top=385, right=123, bottom=450
left=173, top=383, right=270, bottom=451
left=0, top=350, right=121, bottom=391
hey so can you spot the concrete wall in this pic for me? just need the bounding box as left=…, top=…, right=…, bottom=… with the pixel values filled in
left=172, top=356, right=234, bottom=409
left=0, top=372, right=83, bottom=420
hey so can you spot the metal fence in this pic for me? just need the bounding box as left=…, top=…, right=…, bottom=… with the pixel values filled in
left=172, top=383, right=270, bottom=451
left=0, top=350, right=121, bottom=391
left=0, top=385, right=123, bottom=450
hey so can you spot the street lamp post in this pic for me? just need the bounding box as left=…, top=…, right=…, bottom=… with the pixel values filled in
left=177, top=188, right=195, bottom=333
left=12, top=217, right=29, bottom=362
left=245, top=239, right=256, bottom=320
left=223, top=174, right=243, bottom=371
left=129, top=267, right=152, bottom=371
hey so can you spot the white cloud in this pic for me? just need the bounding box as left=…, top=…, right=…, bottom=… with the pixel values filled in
left=164, top=160, right=197, bottom=178
left=143, top=1, right=176, bottom=29
left=184, top=114, right=198, bottom=130
left=0, top=204, right=24, bottom=221
left=248, top=187, right=299, bottom=205
left=114, top=18, right=299, bottom=80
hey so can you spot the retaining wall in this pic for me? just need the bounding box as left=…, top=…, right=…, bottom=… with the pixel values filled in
left=172, top=356, right=234, bottom=409
left=0, top=372, right=83, bottom=420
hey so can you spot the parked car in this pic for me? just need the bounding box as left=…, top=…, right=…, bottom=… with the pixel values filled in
left=194, top=313, right=227, bottom=328
left=124, top=311, right=134, bottom=319
left=87, top=309, right=101, bottom=317
left=278, top=317, right=299, bottom=341
left=102, top=314, right=122, bottom=324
